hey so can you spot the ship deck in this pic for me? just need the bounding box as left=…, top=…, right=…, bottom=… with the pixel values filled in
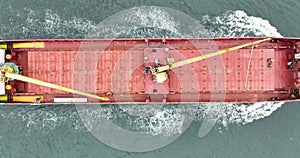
left=3, top=37, right=300, bottom=103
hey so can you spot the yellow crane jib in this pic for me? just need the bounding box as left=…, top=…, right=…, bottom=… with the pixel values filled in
left=5, top=73, right=110, bottom=101
left=147, top=37, right=272, bottom=83
left=0, top=64, right=109, bottom=101
left=157, top=37, right=272, bottom=72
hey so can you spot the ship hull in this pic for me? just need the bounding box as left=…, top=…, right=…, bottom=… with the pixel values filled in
left=1, top=37, right=300, bottom=104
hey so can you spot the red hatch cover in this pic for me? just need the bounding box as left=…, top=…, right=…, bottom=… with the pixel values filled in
left=144, top=48, right=169, bottom=94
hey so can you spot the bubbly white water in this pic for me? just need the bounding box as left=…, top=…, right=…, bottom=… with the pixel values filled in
left=202, top=10, right=282, bottom=37
left=204, top=102, right=284, bottom=126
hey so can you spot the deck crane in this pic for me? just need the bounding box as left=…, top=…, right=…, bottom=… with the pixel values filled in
left=145, top=38, right=272, bottom=83
left=0, top=63, right=110, bottom=101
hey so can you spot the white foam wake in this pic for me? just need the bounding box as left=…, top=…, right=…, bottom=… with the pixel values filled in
left=205, top=102, right=285, bottom=127
left=86, top=6, right=209, bottom=38
left=202, top=10, right=282, bottom=37
left=0, top=8, right=97, bottom=39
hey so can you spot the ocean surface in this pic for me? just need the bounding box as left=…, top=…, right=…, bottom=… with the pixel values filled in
left=1, top=0, right=300, bottom=157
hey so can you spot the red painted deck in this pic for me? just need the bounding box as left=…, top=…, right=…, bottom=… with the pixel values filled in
left=4, top=37, right=300, bottom=103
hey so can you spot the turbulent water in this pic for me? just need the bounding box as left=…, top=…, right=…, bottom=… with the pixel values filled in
left=1, top=1, right=300, bottom=157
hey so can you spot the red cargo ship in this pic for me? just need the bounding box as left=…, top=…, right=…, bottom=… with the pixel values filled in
left=0, top=37, right=300, bottom=104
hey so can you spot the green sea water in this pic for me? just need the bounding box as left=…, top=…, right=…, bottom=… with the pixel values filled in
left=1, top=0, right=300, bottom=157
